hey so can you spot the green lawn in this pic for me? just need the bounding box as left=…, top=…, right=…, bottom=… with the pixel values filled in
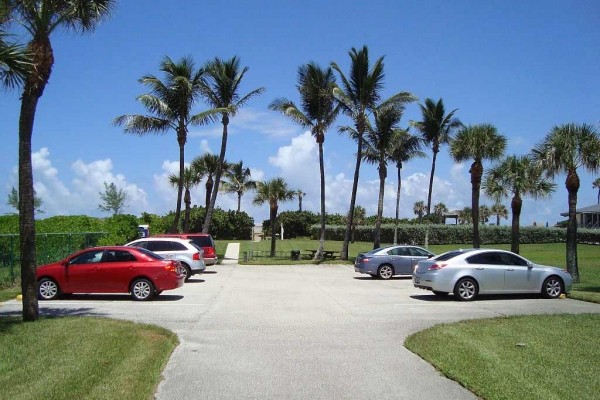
left=405, top=314, right=600, bottom=400
left=0, top=316, right=178, bottom=400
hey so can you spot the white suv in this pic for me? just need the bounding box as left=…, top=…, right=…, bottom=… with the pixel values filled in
left=125, top=237, right=205, bottom=281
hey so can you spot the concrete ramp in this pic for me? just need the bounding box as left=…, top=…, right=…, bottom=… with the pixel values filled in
left=222, top=243, right=240, bottom=264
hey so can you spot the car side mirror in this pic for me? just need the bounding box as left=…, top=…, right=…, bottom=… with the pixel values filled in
left=527, top=262, right=534, bottom=268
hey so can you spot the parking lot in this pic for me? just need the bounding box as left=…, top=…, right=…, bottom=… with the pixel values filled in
left=2, top=263, right=599, bottom=399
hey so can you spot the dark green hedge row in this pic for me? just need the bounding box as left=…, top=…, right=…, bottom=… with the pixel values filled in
left=308, top=223, right=600, bottom=245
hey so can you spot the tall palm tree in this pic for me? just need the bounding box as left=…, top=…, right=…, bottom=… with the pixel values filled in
left=331, top=45, right=416, bottom=259
left=532, top=123, right=600, bottom=282
left=269, top=62, right=338, bottom=260
left=484, top=155, right=555, bottom=253
left=295, top=190, right=306, bottom=212
left=220, top=160, right=256, bottom=212
left=490, top=202, right=508, bottom=226
left=479, top=205, right=491, bottom=225
left=450, top=124, right=507, bottom=248
left=191, top=153, right=222, bottom=212
left=362, top=103, right=414, bottom=249
left=593, top=177, right=600, bottom=204
left=252, top=178, right=295, bottom=256
left=413, top=201, right=426, bottom=223
left=9, top=0, right=115, bottom=322
left=350, top=205, right=366, bottom=243
left=411, top=98, right=462, bottom=215
left=200, top=56, right=265, bottom=234
left=115, top=56, right=219, bottom=233
left=433, top=202, right=449, bottom=224
left=169, top=166, right=202, bottom=232
left=390, top=130, right=425, bottom=244
left=0, top=24, right=30, bottom=89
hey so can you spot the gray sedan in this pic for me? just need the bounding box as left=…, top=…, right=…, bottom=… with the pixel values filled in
left=413, top=248, right=573, bottom=301
left=355, top=245, right=435, bottom=279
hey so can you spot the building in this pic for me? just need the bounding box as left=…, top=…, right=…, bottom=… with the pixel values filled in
left=560, top=204, right=600, bottom=229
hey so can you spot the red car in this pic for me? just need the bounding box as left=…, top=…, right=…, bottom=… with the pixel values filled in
left=154, top=233, right=218, bottom=266
left=36, top=246, right=185, bottom=301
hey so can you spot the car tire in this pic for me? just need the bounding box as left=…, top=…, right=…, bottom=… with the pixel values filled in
left=541, top=276, right=563, bottom=299
left=377, top=264, right=394, bottom=280
left=454, top=278, right=478, bottom=301
left=38, top=278, right=59, bottom=300
left=180, top=263, right=191, bottom=282
left=130, top=278, right=155, bottom=301
left=432, top=290, right=448, bottom=296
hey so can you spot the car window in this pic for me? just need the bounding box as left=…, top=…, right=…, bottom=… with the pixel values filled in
left=147, top=241, right=172, bottom=252
left=131, top=241, right=148, bottom=249
left=170, top=241, right=188, bottom=251
left=409, top=247, right=432, bottom=257
left=189, top=237, right=212, bottom=247
left=108, top=250, right=137, bottom=262
left=434, top=251, right=464, bottom=261
left=386, top=248, right=399, bottom=256
left=497, top=253, right=528, bottom=266
left=136, top=247, right=164, bottom=260
left=70, top=250, right=104, bottom=265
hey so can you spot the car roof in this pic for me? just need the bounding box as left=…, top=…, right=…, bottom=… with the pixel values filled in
left=130, top=237, right=193, bottom=243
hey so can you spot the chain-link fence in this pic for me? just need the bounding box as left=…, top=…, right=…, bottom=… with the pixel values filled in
left=0, top=232, right=106, bottom=287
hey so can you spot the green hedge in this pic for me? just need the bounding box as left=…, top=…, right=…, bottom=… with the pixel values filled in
left=309, top=223, right=600, bottom=245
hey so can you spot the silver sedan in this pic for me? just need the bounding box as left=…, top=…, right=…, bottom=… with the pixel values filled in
left=355, top=245, right=435, bottom=279
left=413, top=248, right=573, bottom=301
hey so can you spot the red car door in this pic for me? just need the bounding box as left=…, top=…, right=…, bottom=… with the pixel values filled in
left=62, top=249, right=106, bottom=293
left=97, top=249, right=139, bottom=292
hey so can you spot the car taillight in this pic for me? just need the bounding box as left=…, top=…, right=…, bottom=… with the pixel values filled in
left=361, top=258, right=368, bottom=263
left=193, top=252, right=201, bottom=260
left=164, top=261, right=178, bottom=273
left=428, top=263, right=447, bottom=271
left=204, top=248, right=215, bottom=256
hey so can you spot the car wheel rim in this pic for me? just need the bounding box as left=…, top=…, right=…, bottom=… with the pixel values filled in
left=380, top=266, right=393, bottom=279
left=39, top=281, right=57, bottom=299
left=546, top=279, right=561, bottom=297
left=458, top=281, right=475, bottom=300
left=133, top=281, right=151, bottom=299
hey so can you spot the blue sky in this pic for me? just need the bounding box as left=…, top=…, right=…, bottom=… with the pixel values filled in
left=1, top=0, right=599, bottom=227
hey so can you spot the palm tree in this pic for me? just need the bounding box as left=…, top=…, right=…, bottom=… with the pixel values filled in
left=479, top=205, right=491, bottom=225
left=484, top=155, right=555, bottom=253
left=269, top=62, right=338, bottom=260
left=191, top=153, right=222, bottom=212
left=450, top=124, right=507, bottom=248
left=433, top=202, right=449, bottom=224
left=593, top=177, right=600, bottom=204
left=9, top=0, right=115, bottom=322
left=169, top=166, right=202, bottom=232
left=331, top=45, right=416, bottom=259
left=458, top=207, right=473, bottom=224
left=390, top=130, right=426, bottom=244
left=252, top=178, right=295, bottom=256
left=295, top=190, right=306, bottom=212
left=411, top=98, right=462, bottom=215
left=200, top=56, right=265, bottom=234
left=220, top=160, right=256, bottom=212
left=0, top=25, right=30, bottom=89
left=413, top=201, right=426, bottom=223
left=115, top=56, right=219, bottom=233
left=490, top=202, right=508, bottom=226
left=532, top=123, right=600, bottom=282
left=350, top=205, right=366, bottom=243
left=362, top=103, right=414, bottom=249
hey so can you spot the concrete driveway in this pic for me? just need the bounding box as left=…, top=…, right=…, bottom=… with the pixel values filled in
left=2, top=263, right=599, bottom=399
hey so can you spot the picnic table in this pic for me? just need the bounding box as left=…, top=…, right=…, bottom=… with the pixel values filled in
left=304, top=250, right=340, bottom=259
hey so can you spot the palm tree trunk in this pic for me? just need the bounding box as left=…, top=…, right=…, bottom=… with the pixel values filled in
left=510, top=195, right=522, bottom=254
left=427, top=150, right=438, bottom=215
left=237, top=193, right=241, bottom=212
left=316, top=140, right=326, bottom=261
left=270, top=205, right=278, bottom=257
left=373, top=163, right=386, bottom=249
left=203, top=116, right=228, bottom=233
left=470, top=160, right=483, bottom=248
left=205, top=178, right=213, bottom=210
left=341, top=134, right=363, bottom=260
left=170, top=134, right=185, bottom=233
left=496, top=215, right=500, bottom=226
left=19, top=91, right=40, bottom=322
left=394, top=165, right=402, bottom=245
left=183, top=189, right=191, bottom=233
left=565, top=171, right=580, bottom=282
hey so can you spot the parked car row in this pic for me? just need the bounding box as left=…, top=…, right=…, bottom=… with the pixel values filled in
left=36, top=234, right=217, bottom=301
left=355, top=245, right=572, bottom=301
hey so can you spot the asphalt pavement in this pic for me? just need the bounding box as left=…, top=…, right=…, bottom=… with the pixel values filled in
left=2, top=263, right=599, bottom=399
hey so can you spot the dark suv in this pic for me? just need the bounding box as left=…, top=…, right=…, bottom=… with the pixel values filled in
left=154, top=234, right=217, bottom=266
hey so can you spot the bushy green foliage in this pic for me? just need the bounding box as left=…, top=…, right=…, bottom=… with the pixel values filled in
left=97, top=214, right=139, bottom=246
left=309, top=223, right=600, bottom=245
left=277, top=211, right=319, bottom=238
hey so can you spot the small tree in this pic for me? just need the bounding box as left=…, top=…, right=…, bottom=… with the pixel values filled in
left=413, top=201, right=426, bottom=223
left=98, top=182, right=129, bottom=215
left=7, top=186, right=43, bottom=215
left=593, top=177, right=600, bottom=204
